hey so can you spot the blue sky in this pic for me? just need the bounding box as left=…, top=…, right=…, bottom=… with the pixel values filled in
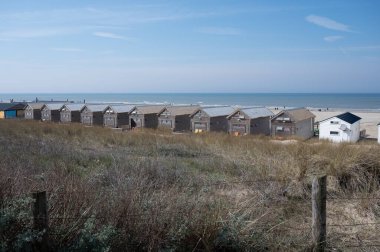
left=0, top=0, right=379, bottom=93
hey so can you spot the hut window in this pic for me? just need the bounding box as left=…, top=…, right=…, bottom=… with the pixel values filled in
left=330, top=131, right=339, bottom=136
left=276, top=126, right=284, bottom=132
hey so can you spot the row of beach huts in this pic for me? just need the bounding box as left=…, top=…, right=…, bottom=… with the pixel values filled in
left=0, top=101, right=378, bottom=143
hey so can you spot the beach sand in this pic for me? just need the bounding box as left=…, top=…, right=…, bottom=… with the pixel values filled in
left=271, top=108, right=380, bottom=139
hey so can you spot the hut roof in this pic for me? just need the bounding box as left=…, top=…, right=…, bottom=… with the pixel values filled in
left=81, top=104, right=109, bottom=112
left=27, top=103, right=44, bottom=109
left=194, top=106, right=235, bottom=117
left=273, top=108, right=315, bottom=122
left=61, top=104, right=85, bottom=112
left=42, top=103, right=65, bottom=111
left=134, top=105, right=166, bottom=114
left=160, top=105, right=200, bottom=116
left=228, top=107, right=274, bottom=119
left=0, top=103, right=14, bottom=110
left=320, top=112, right=361, bottom=124
left=106, top=104, right=136, bottom=113
left=0, top=102, right=26, bottom=111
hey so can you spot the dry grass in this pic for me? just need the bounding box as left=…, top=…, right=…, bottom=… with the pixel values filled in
left=0, top=120, right=379, bottom=251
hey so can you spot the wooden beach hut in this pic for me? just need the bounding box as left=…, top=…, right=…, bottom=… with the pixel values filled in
left=378, top=123, right=380, bottom=144
left=0, top=103, right=13, bottom=119
left=158, top=105, right=199, bottom=132
left=103, top=104, right=136, bottom=128
left=41, top=103, right=65, bottom=122
left=25, top=103, right=44, bottom=120
left=80, top=104, right=108, bottom=126
left=129, top=105, right=166, bottom=129
left=60, top=104, right=85, bottom=123
left=227, top=107, right=274, bottom=136
left=271, top=108, right=315, bottom=139
left=190, top=106, right=235, bottom=133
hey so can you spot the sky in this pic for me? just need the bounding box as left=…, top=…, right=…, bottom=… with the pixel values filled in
left=0, top=0, right=379, bottom=93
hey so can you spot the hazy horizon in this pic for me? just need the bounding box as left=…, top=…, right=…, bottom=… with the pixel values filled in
left=1, top=0, right=379, bottom=93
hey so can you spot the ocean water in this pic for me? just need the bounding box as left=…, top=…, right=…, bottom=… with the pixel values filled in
left=1, top=93, right=380, bottom=110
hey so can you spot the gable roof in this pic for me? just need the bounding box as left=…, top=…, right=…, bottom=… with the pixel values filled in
left=336, top=112, right=361, bottom=124
left=159, top=105, right=200, bottom=116
left=227, top=106, right=274, bottom=119
left=81, top=104, right=109, bottom=113
left=320, top=112, right=362, bottom=124
left=191, top=106, right=235, bottom=117
left=133, top=105, right=166, bottom=114
left=272, top=108, right=315, bottom=122
left=61, top=104, right=85, bottom=112
left=0, top=103, right=14, bottom=110
left=0, top=102, right=26, bottom=111
left=27, top=103, right=44, bottom=110
left=42, top=103, right=65, bottom=111
left=105, top=104, right=136, bottom=113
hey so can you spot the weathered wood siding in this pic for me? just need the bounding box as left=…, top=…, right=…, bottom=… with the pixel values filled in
left=104, top=112, right=130, bottom=128
left=174, top=114, right=191, bottom=132
left=191, top=111, right=210, bottom=132
left=130, top=114, right=144, bottom=128
left=158, top=116, right=174, bottom=130
left=61, top=111, right=81, bottom=123
left=271, top=118, right=314, bottom=139
left=229, top=113, right=250, bottom=134
left=210, top=116, right=229, bottom=132
left=144, top=113, right=159, bottom=129
left=250, top=116, right=271, bottom=135
left=25, top=108, right=41, bottom=120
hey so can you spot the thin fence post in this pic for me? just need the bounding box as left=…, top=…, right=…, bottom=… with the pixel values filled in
left=32, top=191, right=49, bottom=251
left=312, top=176, right=327, bottom=252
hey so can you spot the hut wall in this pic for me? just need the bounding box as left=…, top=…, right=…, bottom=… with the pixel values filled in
left=144, top=113, right=158, bottom=129
left=250, top=116, right=271, bottom=135
left=0, top=111, right=4, bottom=119
left=130, top=114, right=144, bottom=128
left=294, top=118, right=314, bottom=139
left=16, top=110, right=25, bottom=118
left=191, top=117, right=209, bottom=132
left=60, top=111, right=72, bottom=123
left=117, top=113, right=129, bottom=128
left=158, top=116, right=174, bottom=129
left=51, top=110, right=61, bottom=122
left=33, top=110, right=42, bottom=120
left=229, top=116, right=250, bottom=135
left=41, top=109, right=51, bottom=121
left=71, top=111, right=81, bottom=123
left=5, top=110, right=17, bottom=119
left=81, top=111, right=93, bottom=125
left=210, top=116, right=229, bottom=132
left=24, top=108, right=34, bottom=119
left=104, top=113, right=117, bottom=128
left=92, top=111, right=104, bottom=126
left=174, top=115, right=191, bottom=132
left=271, top=121, right=295, bottom=137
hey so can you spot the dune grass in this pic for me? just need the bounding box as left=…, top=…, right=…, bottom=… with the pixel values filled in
left=0, top=120, right=379, bottom=251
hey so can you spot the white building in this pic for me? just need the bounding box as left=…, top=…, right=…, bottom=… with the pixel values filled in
left=319, top=112, right=361, bottom=143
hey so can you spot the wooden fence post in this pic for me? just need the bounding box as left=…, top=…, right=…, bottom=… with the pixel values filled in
left=312, top=176, right=327, bottom=252
left=32, top=191, right=49, bottom=251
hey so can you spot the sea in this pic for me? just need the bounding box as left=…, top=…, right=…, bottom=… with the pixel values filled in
left=1, top=93, right=380, bottom=111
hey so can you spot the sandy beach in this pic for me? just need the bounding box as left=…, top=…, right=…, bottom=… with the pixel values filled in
left=271, top=108, right=380, bottom=139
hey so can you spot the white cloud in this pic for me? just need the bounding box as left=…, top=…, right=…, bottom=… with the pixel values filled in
left=93, top=32, right=127, bottom=40
left=324, top=35, right=343, bottom=42
left=196, top=27, right=241, bottom=35
left=306, top=15, right=352, bottom=32
left=51, top=47, right=83, bottom=52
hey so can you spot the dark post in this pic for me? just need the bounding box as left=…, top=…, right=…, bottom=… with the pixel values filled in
left=312, top=176, right=327, bottom=252
left=32, top=191, right=49, bottom=251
